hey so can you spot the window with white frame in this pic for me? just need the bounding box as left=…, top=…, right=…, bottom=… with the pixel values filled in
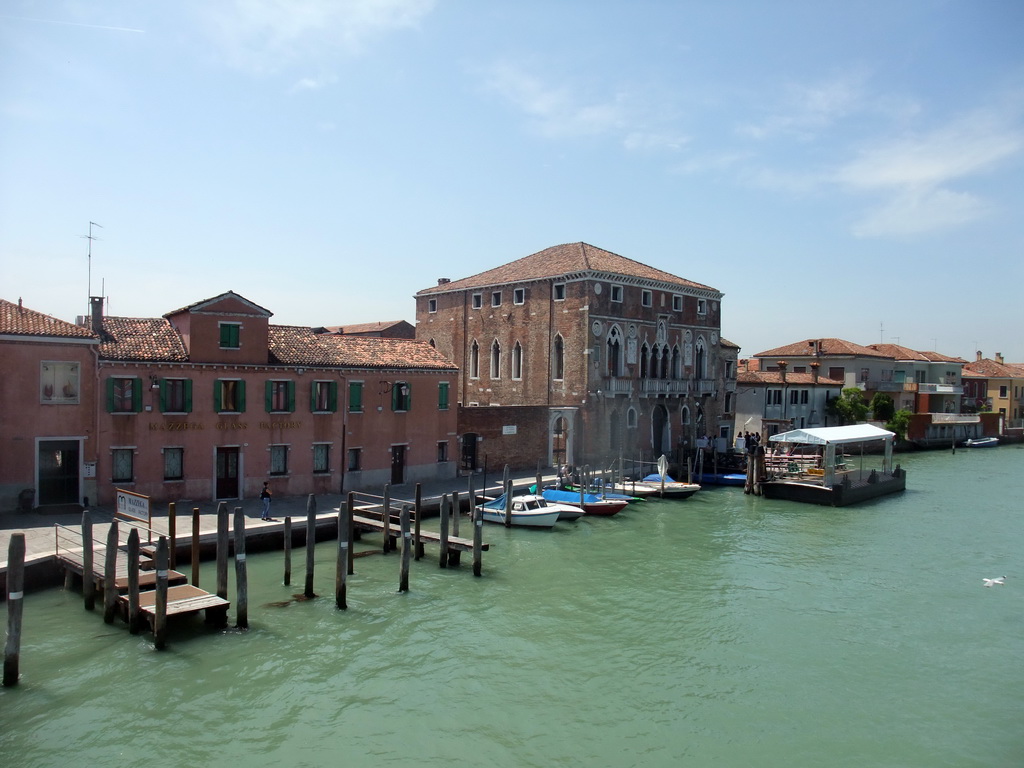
left=472, top=293, right=483, bottom=309
left=696, top=299, right=707, bottom=315
left=163, top=447, right=184, bottom=481
left=672, top=295, right=683, bottom=312
left=41, top=361, right=80, bottom=404
left=553, top=283, right=565, bottom=301
left=513, top=288, right=525, bottom=305
left=641, top=290, right=652, bottom=307
left=490, top=340, right=501, bottom=379
left=312, top=443, right=330, bottom=474
left=611, top=285, right=623, bottom=302
left=270, top=445, right=289, bottom=475
left=112, top=448, right=134, bottom=483
left=491, top=291, right=502, bottom=307
left=428, top=298, right=437, bottom=313
left=512, top=342, right=523, bottom=380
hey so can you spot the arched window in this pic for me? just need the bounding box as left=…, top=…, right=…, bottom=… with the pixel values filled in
left=671, top=346, right=681, bottom=379
left=659, top=345, right=669, bottom=379
left=627, top=407, right=638, bottom=428
left=429, top=338, right=436, bottom=348
left=639, top=343, right=649, bottom=378
left=469, top=340, right=480, bottom=379
left=681, top=405, right=691, bottom=425
left=490, top=340, right=501, bottom=379
left=606, top=326, right=622, bottom=377
left=512, top=341, right=523, bottom=380
left=695, top=337, right=707, bottom=380
left=553, top=335, right=564, bottom=380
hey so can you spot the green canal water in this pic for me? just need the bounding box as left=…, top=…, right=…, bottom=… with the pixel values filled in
left=2, top=447, right=1022, bottom=767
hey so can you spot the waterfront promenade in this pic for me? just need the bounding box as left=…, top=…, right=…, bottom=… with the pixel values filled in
left=0, top=470, right=555, bottom=580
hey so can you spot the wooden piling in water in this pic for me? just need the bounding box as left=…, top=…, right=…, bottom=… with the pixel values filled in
left=414, top=483, right=424, bottom=560
left=304, top=494, right=317, bottom=599
left=283, top=516, right=292, bottom=585
left=168, top=502, right=177, bottom=571
left=503, top=465, right=512, bottom=527
left=216, top=502, right=229, bottom=601
left=347, top=493, right=356, bottom=576
left=399, top=505, right=411, bottom=592
left=336, top=506, right=349, bottom=610
left=449, top=491, right=461, bottom=567
left=382, top=484, right=392, bottom=554
left=126, top=529, right=141, bottom=634
left=3, top=533, right=25, bottom=687
left=82, top=510, right=95, bottom=611
left=439, top=494, right=450, bottom=569
left=103, top=520, right=119, bottom=624
left=472, top=504, right=483, bottom=578
left=191, top=508, right=201, bottom=587
left=154, top=537, right=169, bottom=650
left=233, top=508, right=248, bottom=630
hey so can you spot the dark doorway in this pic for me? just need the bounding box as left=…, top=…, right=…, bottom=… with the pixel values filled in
left=461, top=433, right=478, bottom=472
left=652, top=405, right=669, bottom=457
left=552, top=417, right=567, bottom=467
left=38, top=439, right=80, bottom=505
left=391, top=445, right=406, bottom=485
left=216, top=447, right=240, bottom=499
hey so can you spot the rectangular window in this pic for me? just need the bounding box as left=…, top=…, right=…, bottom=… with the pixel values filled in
left=723, top=392, right=733, bottom=413
left=215, top=379, right=246, bottom=413
left=163, top=447, right=184, bottom=481
left=311, top=380, right=337, bottom=412
left=348, top=381, right=363, bottom=412
left=672, top=295, right=683, bottom=312
left=859, top=368, right=869, bottom=383
left=999, top=385, right=1008, bottom=398
left=219, top=322, right=241, bottom=349
left=828, top=367, right=845, bottom=381
left=160, top=378, right=192, bottom=413
left=641, top=290, right=652, bottom=307
left=513, top=288, right=525, bottom=305
left=553, top=283, right=565, bottom=301
left=697, top=299, right=707, bottom=315
left=112, top=448, right=134, bottom=483
left=108, top=377, right=141, bottom=413
left=491, top=291, right=502, bottom=307
left=266, top=380, right=295, bottom=413
left=801, top=389, right=809, bottom=404
left=438, top=381, right=450, bottom=410
left=790, top=390, right=799, bottom=405
left=312, top=443, right=330, bottom=474
left=437, top=441, right=449, bottom=462
left=391, top=381, right=411, bottom=412
left=41, top=361, right=81, bottom=404
left=347, top=448, right=362, bottom=471
left=767, top=389, right=782, bottom=405
left=611, top=285, right=623, bottom=302
left=472, top=293, right=483, bottom=309
left=270, top=445, right=289, bottom=476
left=428, top=298, right=438, bottom=313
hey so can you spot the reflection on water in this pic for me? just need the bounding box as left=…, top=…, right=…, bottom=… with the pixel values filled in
left=2, top=448, right=1023, bottom=767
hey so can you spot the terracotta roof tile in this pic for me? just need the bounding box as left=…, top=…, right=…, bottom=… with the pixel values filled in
left=756, top=338, right=891, bottom=359
left=867, top=343, right=965, bottom=363
left=271, top=326, right=458, bottom=371
left=417, top=242, right=718, bottom=295
left=737, top=371, right=843, bottom=386
left=99, top=317, right=190, bottom=362
left=963, top=358, right=1024, bottom=379
left=0, top=298, right=96, bottom=339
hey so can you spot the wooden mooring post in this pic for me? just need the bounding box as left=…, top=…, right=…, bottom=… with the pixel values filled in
left=3, top=533, right=25, bottom=687
left=168, top=502, right=177, bottom=571
left=439, top=494, right=450, bottom=569
left=153, top=537, right=169, bottom=650
left=191, top=508, right=201, bottom=587
left=103, top=519, right=119, bottom=624
left=472, top=504, right=483, bottom=578
left=81, top=510, right=95, bottom=610
left=449, top=491, right=461, bottom=567
left=414, top=483, right=424, bottom=560
left=399, top=505, right=412, bottom=592
left=233, top=508, right=248, bottom=630
left=335, top=505, right=349, bottom=610
left=304, top=494, right=317, bottom=599
left=283, top=516, right=292, bottom=585
left=126, top=529, right=142, bottom=634
left=216, top=502, right=229, bottom=600
left=347, top=493, right=356, bottom=576
left=382, top=484, right=392, bottom=554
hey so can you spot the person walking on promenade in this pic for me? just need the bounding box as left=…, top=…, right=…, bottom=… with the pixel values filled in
left=260, top=481, right=273, bottom=520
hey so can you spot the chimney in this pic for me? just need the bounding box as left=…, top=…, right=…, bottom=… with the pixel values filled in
left=996, top=352, right=1004, bottom=365
left=976, top=350, right=983, bottom=362
left=778, top=360, right=788, bottom=382
left=90, top=296, right=104, bottom=332
left=437, top=278, right=450, bottom=285
left=810, top=361, right=820, bottom=383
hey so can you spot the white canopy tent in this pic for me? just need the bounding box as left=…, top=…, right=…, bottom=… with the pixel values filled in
left=769, top=424, right=895, bottom=483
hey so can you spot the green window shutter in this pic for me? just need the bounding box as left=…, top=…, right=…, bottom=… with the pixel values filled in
left=132, top=378, right=143, bottom=412
left=309, top=380, right=317, bottom=412
left=406, top=383, right=411, bottom=411
left=214, top=380, right=222, bottom=412
left=159, top=378, right=167, bottom=412
left=105, top=377, right=115, bottom=412
left=287, top=381, right=295, bottom=413
left=328, top=381, right=337, bottom=412
left=350, top=382, right=362, bottom=412
left=237, top=380, right=246, bottom=412
left=265, top=381, right=273, bottom=413
left=392, top=383, right=399, bottom=411
left=184, top=379, right=193, bottom=413
left=438, top=382, right=449, bottom=410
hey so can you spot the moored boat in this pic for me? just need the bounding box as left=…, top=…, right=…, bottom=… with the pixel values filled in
left=963, top=437, right=999, bottom=448
left=639, top=474, right=702, bottom=499
left=477, top=494, right=563, bottom=527
left=539, top=487, right=628, bottom=516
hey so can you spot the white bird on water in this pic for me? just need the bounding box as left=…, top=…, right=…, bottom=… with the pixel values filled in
left=982, top=576, right=1006, bottom=587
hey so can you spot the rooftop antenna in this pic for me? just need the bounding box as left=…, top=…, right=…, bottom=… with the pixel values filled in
left=83, top=221, right=103, bottom=312
left=879, top=321, right=884, bottom=344
left=890, top=336, right=900, bottom=345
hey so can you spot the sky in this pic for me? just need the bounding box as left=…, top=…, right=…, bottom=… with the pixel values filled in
left=2, top=0, right=1022, bottom=361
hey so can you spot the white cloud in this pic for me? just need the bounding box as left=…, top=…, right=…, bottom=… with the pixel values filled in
left=200, top=0, right=436, bottom=73
left=737, top=72, right=868, bottom=141
left=852, top=188, right=991, bottom=237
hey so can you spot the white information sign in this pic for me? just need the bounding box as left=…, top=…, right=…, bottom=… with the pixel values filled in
left=115, top=488, right=151, bottom=526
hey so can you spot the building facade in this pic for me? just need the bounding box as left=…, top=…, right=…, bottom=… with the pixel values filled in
left=1, top=293, right=458, bottom=512
left=414, top=242, right=731, bottom=472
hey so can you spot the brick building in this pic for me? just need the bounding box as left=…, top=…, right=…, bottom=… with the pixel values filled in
left=414, top=242, right=730, bottom=473
left=1, top=292, right=458, bottom=512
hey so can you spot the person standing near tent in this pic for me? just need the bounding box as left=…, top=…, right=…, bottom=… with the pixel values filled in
left=260, top=481, right=273, bottom=520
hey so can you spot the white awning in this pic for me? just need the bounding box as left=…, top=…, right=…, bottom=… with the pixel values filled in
left=769, top=424, right=894, bottom=446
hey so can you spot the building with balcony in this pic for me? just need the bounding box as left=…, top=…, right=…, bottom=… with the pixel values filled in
left=963, top=351, right=1024, bottom=431
left=414, top=242, right=732, bottom=471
